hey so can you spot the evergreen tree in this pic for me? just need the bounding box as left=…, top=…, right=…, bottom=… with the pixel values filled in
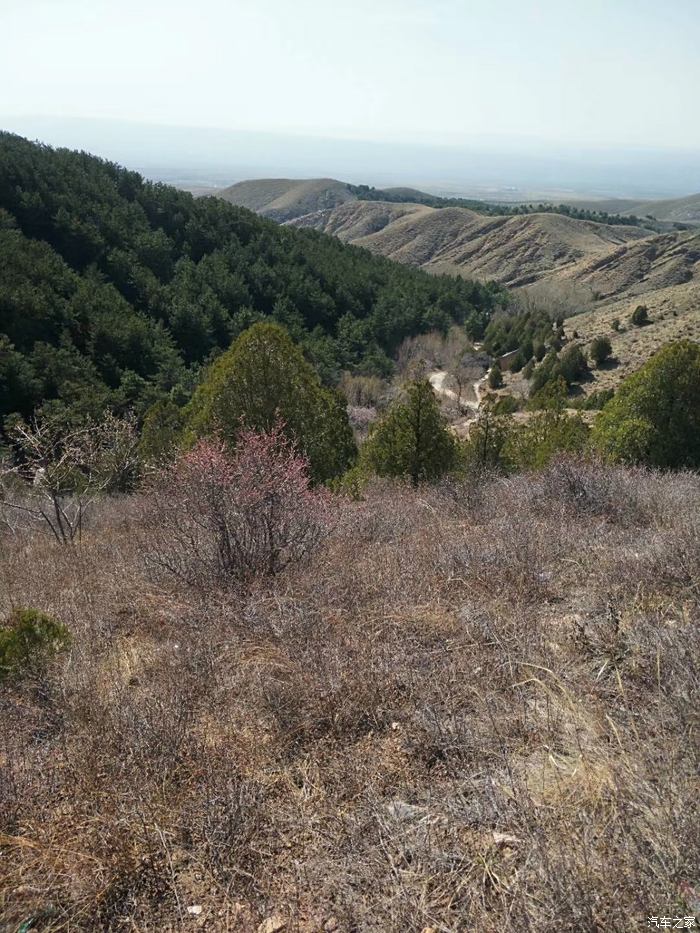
left=363, top=380, right=458, bottom=485
left=591, top=340, right=700, bottom=468
left=631, top=305, right=650, bottom=327
left=503, top=409, right=589, bottom=471
left=186, top=322, right=356, bottom=482
left=139, top=399, right=185, bottom=465
left=488, top=363, right=504, bottom=388
left=589, top=335, right=613, bottom=367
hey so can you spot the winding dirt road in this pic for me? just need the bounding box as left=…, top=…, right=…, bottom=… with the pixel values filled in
left=429, top=369, right=489, bottom=413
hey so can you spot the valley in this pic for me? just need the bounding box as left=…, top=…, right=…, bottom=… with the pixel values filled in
left=213, top=175, right=700, bottom=400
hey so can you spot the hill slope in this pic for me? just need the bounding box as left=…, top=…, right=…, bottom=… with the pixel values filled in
left=0, top=133, right=505, bottom=430
left=560, top=193, right=700, bottom=224
left=217, top=177, right=355, bottom=222
left=291, top=200, right=651, bottom=287
left=627, top=192, right=700, bottom=224
left=291, top=197, right=699, bottom=400
left=557, top=231, right=700, bottom=390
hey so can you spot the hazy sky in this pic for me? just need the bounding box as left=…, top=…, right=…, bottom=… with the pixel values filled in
left=2, top=0, right=700, bottom=151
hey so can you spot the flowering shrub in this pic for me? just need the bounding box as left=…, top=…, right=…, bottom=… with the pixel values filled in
left=143, top=424, right=332, bottom=586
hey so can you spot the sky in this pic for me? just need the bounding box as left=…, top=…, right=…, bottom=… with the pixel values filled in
left=1, top=0, right=699, bottom=195
left=3, top=0, right=699, bottom=149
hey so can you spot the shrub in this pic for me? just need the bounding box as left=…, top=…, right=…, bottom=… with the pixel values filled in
left=611, top=318, right=621, bottom=332
left=557, top=344, right=588, bottom=384
left=461, top=409, right=511, bottom=472
left=0, top=412, right=141, bottom=543
left=338, top=373, right=384, bottom=408
left=362, top=380, right=458, bottom=485
left=503, top=409, right=589, bottom=472
left=572, top=388, right=614, bottom=411
left=530, top=351, right=560, bottom=395
left=144, top=425, right=332, bottom=587
left=139, top=399, right=185, bottom=466
left=631, top=305, right=649, bottom=326
left=528, top=375, right=569, bottom=411
left=492, top=394, right=520, bottom=415
left=488, top=363, right=503, bottom=389
left=592, top=340, right=700, bottom=468
left=589, top=335, right=613, bottom=367
left=0, top=608, right=70, bottom=681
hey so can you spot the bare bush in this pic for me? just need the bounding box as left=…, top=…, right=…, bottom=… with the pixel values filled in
left=338, top=372, right=385, bottom=407
left=0, top=411, right=140, bottom=544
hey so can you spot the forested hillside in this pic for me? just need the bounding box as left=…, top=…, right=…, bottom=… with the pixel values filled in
left=0, top=133, right=505, bottom=430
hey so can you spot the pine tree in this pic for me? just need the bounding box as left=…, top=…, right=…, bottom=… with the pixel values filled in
left=185, top=322, right=356, bottom=483
left=363, top=380, right=458, bottom=485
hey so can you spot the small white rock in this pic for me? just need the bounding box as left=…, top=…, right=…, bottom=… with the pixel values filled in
left=258, top=916, right=286, bottom=933
left=187, top=904, right=203, bottom=916
left=492, top=831, right=521, bottom=846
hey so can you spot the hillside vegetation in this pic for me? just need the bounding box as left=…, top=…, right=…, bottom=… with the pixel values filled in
left=0, top=133, right=504, bottom=433
left=1, top=457, right=698, bottom=930
left=1, top=134, right=699, bottom=929
left=287, top=198, right=699, bottom=401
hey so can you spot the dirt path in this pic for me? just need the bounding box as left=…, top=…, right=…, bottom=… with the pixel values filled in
left=429, top=369, right=489, bottom=413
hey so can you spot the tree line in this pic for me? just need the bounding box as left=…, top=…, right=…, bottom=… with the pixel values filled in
left=348, top=184, right=648, bottom=228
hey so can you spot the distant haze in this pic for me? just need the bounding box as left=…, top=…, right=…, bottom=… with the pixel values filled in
left=2, top=0, right=699, bottom=197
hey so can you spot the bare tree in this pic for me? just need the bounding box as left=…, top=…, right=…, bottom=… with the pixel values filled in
left=0, top=412, right=140, bottom=544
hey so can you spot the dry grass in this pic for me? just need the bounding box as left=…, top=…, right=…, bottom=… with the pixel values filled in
left=1, top=461, right=698, bottom=931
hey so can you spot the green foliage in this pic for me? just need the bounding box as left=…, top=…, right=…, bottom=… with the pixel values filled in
left=483, top=309, right=553, bottom=358
left=0, top=132, right=506, bottom=434
left=557, top=344, right=589, bottom=384
left=528, top=375, right=569, bottom=411
left=611, top=318, right=621, bottom=332
left=349, top=185, right=649, bottom=228
left=362, top=380, right=458, bottom=485
left=572, top=388, right=614, bottom=411
left=139, top=399, right=185, bottom=465
left=460, top=409, right=511, bottom=472
left=327, top=462, right=371, bottom=500
left=529, top=342, right=589, bottom=400
left=591, top=341, right=700, bottom=468
left=488, top=364, right=504, bottom=389
left=492, top=394, right=520, bottom=415
left=186, top=323, right=356, bottom=482
left=589, top=335, right=613, bottom=367
left=631, top=305, right=650, bottom=327
left=503, top=409, right=589, bottom=472
left=0, top=608, right=70, bottom=681
left=530, top=351, right=560, bottom=395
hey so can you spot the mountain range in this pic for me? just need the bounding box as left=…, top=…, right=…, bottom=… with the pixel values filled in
left=214, top=177, right=700, bottom=396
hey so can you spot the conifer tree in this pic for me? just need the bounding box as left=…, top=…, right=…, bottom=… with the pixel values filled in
left=363, top=380, right=458, bottom=485
left=186, top=322, right=356, bottom=482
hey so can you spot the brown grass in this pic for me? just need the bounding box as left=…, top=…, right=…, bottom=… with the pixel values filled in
left=1, top=461, right=698, bottom=931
